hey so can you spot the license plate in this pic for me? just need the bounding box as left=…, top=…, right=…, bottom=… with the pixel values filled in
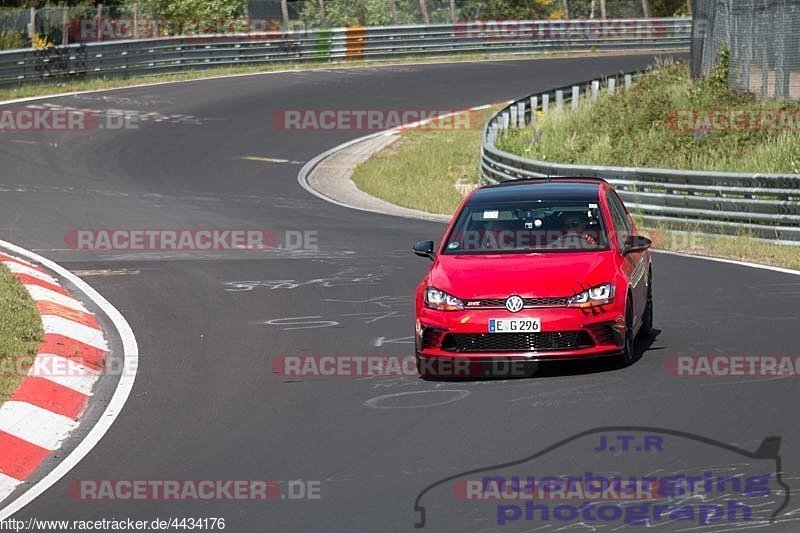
left=489, top=318, right=541, bottom=333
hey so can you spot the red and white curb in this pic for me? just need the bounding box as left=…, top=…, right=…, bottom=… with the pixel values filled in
left=0, top=242, right=137, bottom=519
left=0, top=252, right=108, bottom=501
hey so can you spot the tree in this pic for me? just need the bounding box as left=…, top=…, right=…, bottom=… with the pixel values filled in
left=124, top=0, right=249, bottom=20
left=280, top=0, right=290, bottom=28
left=418, top=0, right=429, bottom=24
left=641, top=0, right=651, bottom=17
left=455, top=0, right=558, bottom=20
left=561, top=0, right=569, bottom=18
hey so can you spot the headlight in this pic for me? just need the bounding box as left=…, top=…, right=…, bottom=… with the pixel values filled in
left=425, top=287, right=465, bottom=311
left=567, top=283, right=615, bottom=308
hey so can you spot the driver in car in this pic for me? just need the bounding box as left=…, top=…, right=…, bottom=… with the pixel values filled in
left=552, top=212, right=598, bottom=248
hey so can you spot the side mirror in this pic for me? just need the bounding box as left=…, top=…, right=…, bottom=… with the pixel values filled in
left=413, top=240, right=435, bottom=261
left=623, top=235, right=652, bottom=255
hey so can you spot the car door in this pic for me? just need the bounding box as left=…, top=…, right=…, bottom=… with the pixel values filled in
left=606, top=190, right=647, bottom=328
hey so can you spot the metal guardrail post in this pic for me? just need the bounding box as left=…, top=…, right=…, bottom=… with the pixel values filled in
left=0, top=17, right=691, bottom=86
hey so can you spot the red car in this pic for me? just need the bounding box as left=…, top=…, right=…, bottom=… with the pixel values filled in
left=413, top=178, right=654, bottom=377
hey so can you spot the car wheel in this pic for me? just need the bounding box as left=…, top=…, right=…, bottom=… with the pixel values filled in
left=641, top=271, right=655, bottom=338
left=618, top=296, right=637, bottom=367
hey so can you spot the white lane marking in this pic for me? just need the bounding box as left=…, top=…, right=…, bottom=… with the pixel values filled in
left=29, top=355, right=100, bottom=396
left=240, top=156, right=305, bottom=165
left=653, top=250, right=800, bottom=276
left=0, top=240, right=138, bottom=518
left=24, top=285, right=87, bottom=312
left=2, top=261, right=59, bottom=285
left=261, top=316, right=339, bottom=330
left=374, top=336, right=414, bottom=346
left=364, top=390, right=471, bottom=409
left=71, top=269, right=141, bottom=277
left=0, top=475, right=21, bottom=501
left=0, top=402, right=78, bottom=451
left=41, top=316, right=106, bottom=350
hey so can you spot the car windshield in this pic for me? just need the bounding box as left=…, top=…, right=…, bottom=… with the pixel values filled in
left=443, top=199, right=609, bottom=254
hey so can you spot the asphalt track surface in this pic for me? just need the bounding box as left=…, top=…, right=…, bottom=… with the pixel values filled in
left=1, top=54, right=799, bottom=532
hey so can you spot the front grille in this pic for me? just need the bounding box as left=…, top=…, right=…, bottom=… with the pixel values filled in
left=465, top=297, right=568, bottom=309
left=441, top=331, right=594, bottom=353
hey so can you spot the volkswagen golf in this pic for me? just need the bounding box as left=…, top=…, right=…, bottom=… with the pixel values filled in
left=413, top=178, right=654, bottom=377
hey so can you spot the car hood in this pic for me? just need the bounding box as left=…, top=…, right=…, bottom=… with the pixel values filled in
left=428, top=251, right=617, bottom=299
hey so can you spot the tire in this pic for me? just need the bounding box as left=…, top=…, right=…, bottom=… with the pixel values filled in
left=617, top=296, right=637, bottom=367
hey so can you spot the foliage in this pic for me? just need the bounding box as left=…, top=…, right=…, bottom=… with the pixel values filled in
left=120, top=0, right=248, bottom=20
left=497, top=60, right=800, bottom=174
left=459, top=0, right=559, bottom=20
left=0, top=30, right=25, bottom=50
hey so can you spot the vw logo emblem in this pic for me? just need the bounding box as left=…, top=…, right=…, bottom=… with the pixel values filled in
left=505, top=295, right=524, bottom=313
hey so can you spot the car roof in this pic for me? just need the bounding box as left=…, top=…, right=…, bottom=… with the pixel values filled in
left=469, top=178, right=605, bottom=204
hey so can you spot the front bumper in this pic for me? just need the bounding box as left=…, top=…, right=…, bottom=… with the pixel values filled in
left=416, top=305, right=625, bottom=361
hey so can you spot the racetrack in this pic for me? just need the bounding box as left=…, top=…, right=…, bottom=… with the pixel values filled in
left=1, top=54, right=799, bottom=531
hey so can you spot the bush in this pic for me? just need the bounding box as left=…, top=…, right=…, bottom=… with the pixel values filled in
left=0, top=30, right=25, bottom=51
left=124, top=0, right=248, bottom=20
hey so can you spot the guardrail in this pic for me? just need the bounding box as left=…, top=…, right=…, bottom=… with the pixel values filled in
left=0, top=18, right=691, bottom=87
left=480, top=73, right=800, bottom=243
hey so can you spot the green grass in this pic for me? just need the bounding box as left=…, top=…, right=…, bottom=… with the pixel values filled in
left=0, top=262, right=43, bottom=404
left=351, top=107, right=498, bottom=214
left=496, top=57, right=800, bottom=173
left=0, top=48, right=644, bottom=104
left=640, top=222, right=800, bottom=271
